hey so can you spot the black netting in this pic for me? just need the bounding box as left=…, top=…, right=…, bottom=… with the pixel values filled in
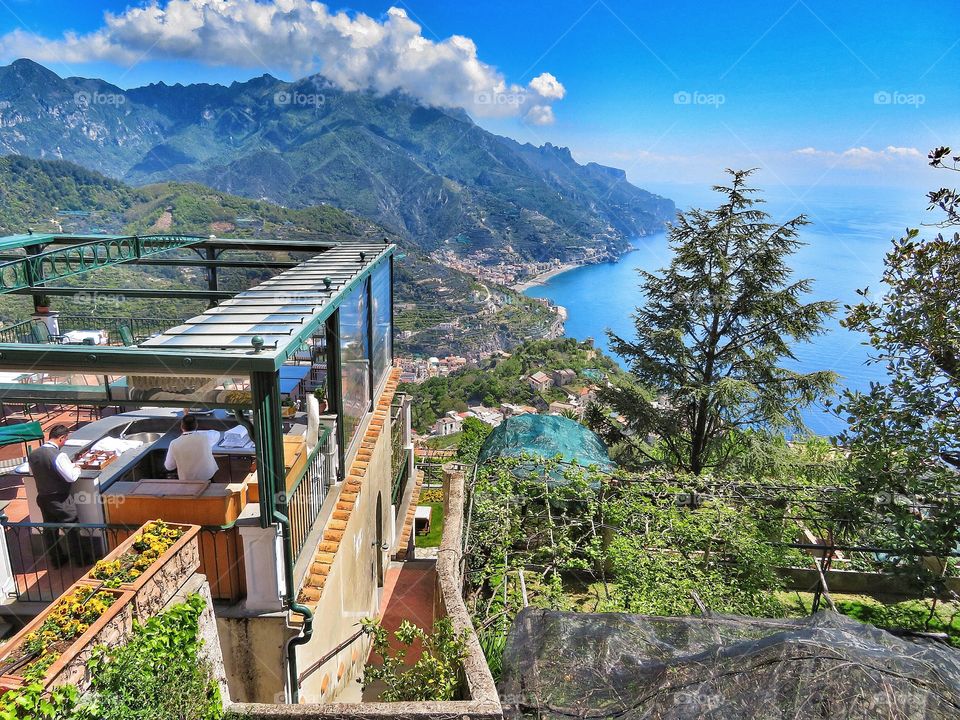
left=500, top=608, right=960, bottom=719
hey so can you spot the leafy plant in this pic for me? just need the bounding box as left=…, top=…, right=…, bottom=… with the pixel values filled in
left=836, top=146, right=960, bottom=598
left=456, top=417, right=492, bottom=464
left=0, top=684, right=80, bottom=720
left=604, top=481, right=791, bottom=617
left=360, top=617, right=469, bottom=702
left=2, top=586, right=119, bottom=681
left=83, top=594, right=222, bottom=720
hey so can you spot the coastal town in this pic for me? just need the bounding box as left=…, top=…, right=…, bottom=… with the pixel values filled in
left=431, top=246, right=614, bottom=290
left=0, top=3, right=953, bottom=719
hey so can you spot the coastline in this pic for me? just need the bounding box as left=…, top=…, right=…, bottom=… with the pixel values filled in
left=511, top=261, right=589, bottom=292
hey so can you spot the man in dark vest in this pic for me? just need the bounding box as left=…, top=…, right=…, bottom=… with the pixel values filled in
left=28, top=424, right=82, bottom=567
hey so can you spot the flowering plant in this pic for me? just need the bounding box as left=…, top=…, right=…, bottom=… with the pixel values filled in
left=91, top=520, right=184, bottom=588
left=2, top=586, right=117, bottom=681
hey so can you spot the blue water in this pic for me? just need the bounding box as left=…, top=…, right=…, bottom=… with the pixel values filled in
left=524, top=184, right=930, bottom=436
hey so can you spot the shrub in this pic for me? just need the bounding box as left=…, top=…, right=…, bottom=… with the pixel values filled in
left=360, top=617, right=468, bottom=702
left=83, top=594, right=222, bottom=720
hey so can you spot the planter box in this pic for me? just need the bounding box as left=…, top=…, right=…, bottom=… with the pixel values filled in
left=83, top=522, right=201, bottom=619
left=0, top=587, right=134, bottom=693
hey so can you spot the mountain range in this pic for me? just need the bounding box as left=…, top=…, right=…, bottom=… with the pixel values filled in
left=0, top=59, right=673, bottom=264
left=0, top=154, right=561, bottom=357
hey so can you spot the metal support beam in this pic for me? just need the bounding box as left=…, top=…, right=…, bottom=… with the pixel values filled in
left=325, top=309, right=345, bottom=483
left=131, top=258, right=300, bottom=270
left=0, top=234, right=206, bottom=295
left=251, top=370, right=285, bottom=528
left=206, top=247, right=219, bottom=310
left=194, top=239, right=339, bottom=252
left=7, top=286, right=235, bottom=300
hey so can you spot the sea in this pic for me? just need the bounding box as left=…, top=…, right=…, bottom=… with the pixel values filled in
left=523, top=183, right=932, bottom=436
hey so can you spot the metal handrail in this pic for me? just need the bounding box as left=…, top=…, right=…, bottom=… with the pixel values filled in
left=285, top=423, right=338, bottom=561
left=285, top=426, right=332, bottom=497
left=297, top=627, right=365, bottom=686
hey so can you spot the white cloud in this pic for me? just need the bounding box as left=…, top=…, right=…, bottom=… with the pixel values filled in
left=0, top=1, right=565, bottom=120
left=792, top=145, right=922, bottom=166
left=528, top=72, right=565, bottom=100
left=524, top=105, right=555, bottom=126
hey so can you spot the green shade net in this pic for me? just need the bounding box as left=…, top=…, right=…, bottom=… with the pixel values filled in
left=0, top=421, right=43, bottom=447
left=478, top=414, right=614, bottom=476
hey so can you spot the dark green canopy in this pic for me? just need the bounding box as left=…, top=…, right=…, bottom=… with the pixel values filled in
left=0, top=420, right=43, bottom=447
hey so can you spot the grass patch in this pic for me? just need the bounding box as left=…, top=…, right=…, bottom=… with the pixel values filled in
left=415, top=502, right=444, bottom=548
left=779, top=591, right=960, bottom=646
left=424, top=432, right=462, bottom=450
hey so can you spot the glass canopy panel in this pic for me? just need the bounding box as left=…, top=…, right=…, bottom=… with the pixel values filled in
left=339, top=279, right=371, bottom=450
left=371, top=262, right=392, bottom=390
left=0, top=370, right=253, bottom=409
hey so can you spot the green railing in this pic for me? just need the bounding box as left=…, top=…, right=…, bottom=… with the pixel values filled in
left=0, top=234, right=205, bottom=294
left=0, top=319, right=40, bottom=344
left=390, top=395, right=412, bottom=507
left=286, top=423, right=338, bottom=561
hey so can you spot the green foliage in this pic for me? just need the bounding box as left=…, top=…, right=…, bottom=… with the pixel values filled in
left=0, top=596, right=219, bottom=720
left=598, top=170, right=837, bottom=475
left=467, top=455, right=607, bottom=643
left=83, top=594, right=222, bottom=720
left=457, top=417, right=492, bottom=464
left=834, top=599, right=960, bottom=647
left=604, top=479, right=792, bottom=616
left=406, top=338, right=623, bottom=432
left=0, top=684, right=79, bottom=720
left=360, top=618, right=469, bottom=702
left=836, top=151, right=960, bottom=593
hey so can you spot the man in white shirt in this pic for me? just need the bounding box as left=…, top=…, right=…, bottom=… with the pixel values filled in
left=164, top=413, right=219, bottom=482
left=28, top=424, right=83, bottom=566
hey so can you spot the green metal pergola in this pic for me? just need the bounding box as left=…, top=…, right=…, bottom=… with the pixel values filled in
left=0, top=232, right=395, bottom=520
left=0, top=231, right=397, bottom=700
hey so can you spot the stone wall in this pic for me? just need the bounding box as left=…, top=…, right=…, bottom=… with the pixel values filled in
left=224, top=463, right=502, bottom=719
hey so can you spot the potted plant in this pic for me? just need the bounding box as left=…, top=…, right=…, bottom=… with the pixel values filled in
left=84, top=520, right=200, bottom=619
left=0, top=585, right=133, bottom=692
left=313, top=384, right=328, bottom=413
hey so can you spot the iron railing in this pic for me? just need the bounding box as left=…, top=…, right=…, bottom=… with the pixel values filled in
left=286, top=422, right=338, bottom=562
left=392, top=458, right=410, bottom=507
left=390, top=395, right=413, bottom=508
left=0, top=319, right=38, bottom=344
left=0, top=518, right=245, bottom=603
left=0, top=234, right=205, bottom=294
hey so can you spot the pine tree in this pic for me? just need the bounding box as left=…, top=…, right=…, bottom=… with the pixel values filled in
left=599, top=169, right=837, bottom=474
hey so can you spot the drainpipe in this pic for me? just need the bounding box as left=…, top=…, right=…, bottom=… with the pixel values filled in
left=275, top=510, right=314, bottom=704
left=250, top=365, right=313, bottom=704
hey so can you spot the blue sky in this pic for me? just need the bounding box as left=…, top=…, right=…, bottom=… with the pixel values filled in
left=0, top=0, right=956, bottom=190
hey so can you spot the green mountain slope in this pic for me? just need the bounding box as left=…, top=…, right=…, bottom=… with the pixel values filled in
left=0, top=155, right=560, bottom=355
left=0, top=60, right=674, bottom=265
